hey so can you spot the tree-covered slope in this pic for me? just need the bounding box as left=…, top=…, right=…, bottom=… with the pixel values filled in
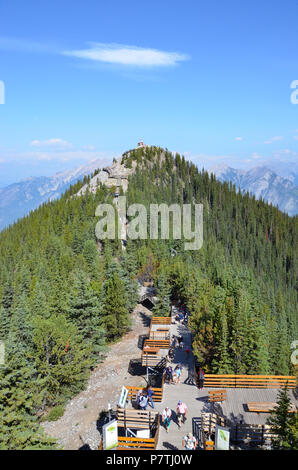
left=0, top=145, right=297, bottom=448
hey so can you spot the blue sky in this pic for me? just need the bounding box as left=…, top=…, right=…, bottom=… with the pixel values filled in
left=0, top=0, right=298, bottom=185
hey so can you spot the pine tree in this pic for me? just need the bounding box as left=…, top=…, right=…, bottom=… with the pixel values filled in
left=32, top=313, right=91, bottom=406
left=153, top=271, right=171, bottom=317
left=67, top=270, right=106, bottom=361
left=266, top=383, right=295, bottom=449
left=101, top=272, right=130, bottom=340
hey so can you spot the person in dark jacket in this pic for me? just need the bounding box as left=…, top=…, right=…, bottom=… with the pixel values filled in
left=198, top=367, right=205, bottom=389
left=146, top=385, right=155, bottom=409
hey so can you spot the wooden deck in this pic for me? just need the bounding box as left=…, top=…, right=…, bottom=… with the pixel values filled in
left=196, top=387, right=298, bottom=425
left=152, top=307, right=298, bottom=450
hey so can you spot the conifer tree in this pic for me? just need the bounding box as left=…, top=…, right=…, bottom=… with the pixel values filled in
left=101, top=272, right=130, bottom=340
left=267, top=384, right=295, bottom=449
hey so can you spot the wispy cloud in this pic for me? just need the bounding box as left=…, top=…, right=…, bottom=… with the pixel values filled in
left=63, top=42, right=190, bottom=67
left=30, top=138, right=73, bottom=150
left=235, top=137, right=243, bottom=141
left=264, top=136, right=283, bottom=144
left=0, top=36, right=57, bottom=54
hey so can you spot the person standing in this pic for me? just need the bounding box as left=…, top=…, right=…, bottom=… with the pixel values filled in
left=174, top=364, right=182, bottom=384
left=198, top=367, right=205, bottom=389
left=138, top=393, right=148, bottom=410
left=161, top=407, right=172, bottom=433
left=165, top=365, right=174, bottom=384
left=183, top=433, right=197, bottom=450
left=176, top=400, right=187, bottom=428
left=146, top=385, right=155, bottom=409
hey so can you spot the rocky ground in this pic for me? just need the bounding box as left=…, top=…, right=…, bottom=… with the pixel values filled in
left=42, top=304, right=152, bottom=450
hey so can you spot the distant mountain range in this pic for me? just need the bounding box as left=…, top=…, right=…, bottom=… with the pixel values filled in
left=0, top=158, right=297, bottom=231
left=0, top=159, right=110, bottom=231
left=209, top=164, right=298, bottom=216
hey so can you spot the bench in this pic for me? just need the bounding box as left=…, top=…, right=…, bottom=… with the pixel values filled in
left=208, top=390, right=227, bottom=403
left=247, top=402, right=297, bottom=413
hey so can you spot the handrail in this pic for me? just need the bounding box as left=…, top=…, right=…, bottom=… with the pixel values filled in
left=203, top=374, right=296, bottom=389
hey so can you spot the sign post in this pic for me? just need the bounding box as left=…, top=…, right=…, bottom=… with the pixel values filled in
left=215, top=425, right=230, bottom=450
left=102, top=419, right=118, bottom=450
left=118, top=386, right=128, bottom=409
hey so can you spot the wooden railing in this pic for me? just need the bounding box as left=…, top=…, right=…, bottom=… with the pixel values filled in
left=231, top=423, right=278, bottom=444
left=144, top=339, right=170, bottom=349
left=125, top=385, right=164, bottom=403
left=117, top=408, right=158, bottom=429
left=201, top=412, right=279, bottom=446
left=149, top=330, right=170, bottom=340
left=203, top=374, right=297, bottom=389
left=141, top=354, right=167, bottom=368
left=116, top=418, right=160, bottom=450
left=150, top=316, right=171, bottom=325
left=117, top=436, right=156, bottom=450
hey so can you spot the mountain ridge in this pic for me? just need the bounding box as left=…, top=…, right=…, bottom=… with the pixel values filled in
left=0, top=150, right=297, bottom=232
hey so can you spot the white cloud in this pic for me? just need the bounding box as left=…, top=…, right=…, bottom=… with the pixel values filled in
left=235, top=137, right=243, bottom=141
left=30, top=138, right=73, bottom=149
left=252, top=152, right=262, bottom=159
left=63, top=43, right=190, bottom=67
left=264, top=136, right=283, bottom=144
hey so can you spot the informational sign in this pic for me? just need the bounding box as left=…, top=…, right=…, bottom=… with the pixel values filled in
left=215, top=425, right=230, bottom=450
left=118, top=386, right=128, bottom=408
left=102, top=419, right=118, bottom=450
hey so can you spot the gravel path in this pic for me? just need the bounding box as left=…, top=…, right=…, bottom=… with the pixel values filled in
left=42, top=304, right=152, bottom=450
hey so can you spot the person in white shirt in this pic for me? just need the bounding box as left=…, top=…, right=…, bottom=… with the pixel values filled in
left=161, top=407, right=172, bottom=432
left=183, top=432, right=197, bottom=450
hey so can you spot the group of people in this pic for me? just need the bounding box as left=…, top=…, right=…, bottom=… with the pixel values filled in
left=174, top=304, right=189, bottom=326
left=135, top=304, right=203, bottom=450
left=165, top=364, right=183, bottom=384
left=161, top=401, right=197, bottom=450
left=171, top=334, right=184, bottom=349
left=136, top=385, right=155, bottom=410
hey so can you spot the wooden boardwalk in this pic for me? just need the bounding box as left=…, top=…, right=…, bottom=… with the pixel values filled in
left=154, top=310, right=201, bottom=450
left=153, top=307, right=298, bottom=450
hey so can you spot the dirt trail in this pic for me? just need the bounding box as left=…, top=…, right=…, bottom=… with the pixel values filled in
left=42, top=304, right=151, bottom=450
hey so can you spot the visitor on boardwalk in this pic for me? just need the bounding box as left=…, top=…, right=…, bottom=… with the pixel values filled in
left=146, top=385, right=155, bottom=409
left=177, top=335, right=183, bottom=348
left=176, top=400, right=187, bottom=428
left=183, top=433, right=197, bottom=450
left=167, top=348, right=174, bottom=362
left=172, top=335, right=179, bottom=348
left=198, top=367, right=205, bottom=389
left=138, top=393, right=149, bottom=410
left=165, top=365, right=174, bottom=384
left=136, top=389, right=142, bottom=407
left=161, top=407, right=172, bottom=433
left=174, top=364, right=182, bottom=384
